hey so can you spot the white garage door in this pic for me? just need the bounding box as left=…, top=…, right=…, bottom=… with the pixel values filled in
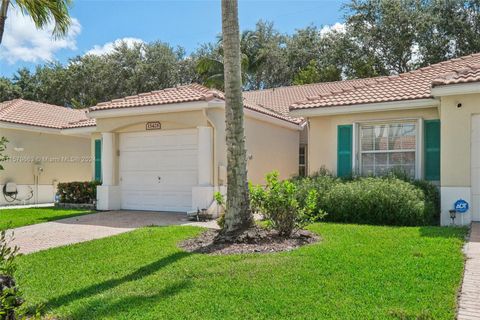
left=119, top=129, right=198, bottom=212
left=472, top=115, right=480, bottom=222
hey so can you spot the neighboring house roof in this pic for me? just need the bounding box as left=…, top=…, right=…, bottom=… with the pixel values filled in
left=243, top=78, right=376, bottom=116
left=0, top=99, right=95, bottom=130
left=432, top=64, right=480, bottom=87
left=90, top=83, right=302, bottom=124
left=289, top=53, right=480, bottom=110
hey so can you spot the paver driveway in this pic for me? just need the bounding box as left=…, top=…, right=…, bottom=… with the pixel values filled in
left=458, top=222, right=480, bottom=320
left=8, top=210, right=218, bottom=254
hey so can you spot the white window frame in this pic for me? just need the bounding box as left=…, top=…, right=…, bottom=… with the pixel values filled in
left=352, top=118, right=423, bottom=179
left=299, top=144, right=307, bottom=176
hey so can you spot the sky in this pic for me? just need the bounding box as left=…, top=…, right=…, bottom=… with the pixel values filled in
left=0, top=0, right=345, bottom=77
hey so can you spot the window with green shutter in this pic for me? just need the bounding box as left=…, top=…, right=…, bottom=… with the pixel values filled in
left=94, top=139, right=102, bottom=181
left=424, top=120, right=440, bottom=181
left=337, top=125, right=353, bottom=178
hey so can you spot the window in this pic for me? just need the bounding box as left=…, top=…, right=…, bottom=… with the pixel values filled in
left=359, top=122, right=416, bottom=177
left=299, top=145, right=307, bottom=176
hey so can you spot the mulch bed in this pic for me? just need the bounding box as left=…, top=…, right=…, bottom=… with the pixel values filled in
left=179, top=226, right=320, bottom=255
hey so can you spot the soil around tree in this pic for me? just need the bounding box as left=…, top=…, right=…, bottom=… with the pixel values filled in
left=179, top=226, right=320, bottom=255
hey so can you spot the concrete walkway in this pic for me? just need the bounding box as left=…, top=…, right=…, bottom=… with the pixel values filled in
left=8, top=210, right=218, bottom=254
left=458, top=222, right=480, bottom=320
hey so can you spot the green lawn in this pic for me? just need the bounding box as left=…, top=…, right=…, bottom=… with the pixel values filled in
left=16, top=224, right=466, bottom=320
left=0, top=207, right=95, bottom=229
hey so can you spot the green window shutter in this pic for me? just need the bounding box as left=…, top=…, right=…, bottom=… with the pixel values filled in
left=94, top=139, right=102, bottom=181
left=337, top=125, right=353, bottom=178
left=424, top=120, right=440, bottom=181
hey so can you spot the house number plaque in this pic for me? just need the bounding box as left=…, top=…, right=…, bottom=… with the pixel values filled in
left=146, top=121, right=162, bottom=130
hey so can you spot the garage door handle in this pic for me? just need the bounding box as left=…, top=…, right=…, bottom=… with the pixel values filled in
left=157, top=176, right=161, bottom=183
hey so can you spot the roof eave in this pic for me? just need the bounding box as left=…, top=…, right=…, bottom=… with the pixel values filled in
left=431, top=81, right=480, bottom=97
left=290, top=98, right=440, bottom=117
left=88, top=100, right=215, bottom=119
left=0, top=120, right=89, bottom=138
left=61, top=125, right=97, bottom=136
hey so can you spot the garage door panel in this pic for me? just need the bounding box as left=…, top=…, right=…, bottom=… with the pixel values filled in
left=120, top=150, right=197, bottom=171
left=121, top=190, right=192, bottom=211
left=121, top=170, right=197, bottom=188
left=120, top=132, right=197, bottom=151
left=472, top=115, right=480, bottom=221
left=119, top=129, right=198, bottom=212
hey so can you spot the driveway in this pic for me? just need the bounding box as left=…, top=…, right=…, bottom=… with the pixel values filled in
left=8, top=210, right=218, bottom=254
left=458, top=222, right=480, bottom=320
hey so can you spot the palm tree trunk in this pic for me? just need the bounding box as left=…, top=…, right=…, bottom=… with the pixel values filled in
left=0, top=0, right=9, bottom=45
left=221, top=0, right=253, bottom=234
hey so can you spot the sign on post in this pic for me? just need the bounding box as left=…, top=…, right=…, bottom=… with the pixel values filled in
left=454, top=199, right=469, bottom=213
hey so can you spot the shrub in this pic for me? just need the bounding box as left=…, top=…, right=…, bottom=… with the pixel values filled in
left=291, top=170, right=339, bottom=221
left=214, top=192, right=226, bottom=228
left=0, top=230, right=23, bottom=319
left=250, top=171, right=323, bottom=236
left=57, top=181, right=101, bottom=204
left=322, top=177, right=435, bottom=226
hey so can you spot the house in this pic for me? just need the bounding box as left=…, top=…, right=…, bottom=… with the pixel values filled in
left=0, top=99, right=93, bottom=206
left=289, top=53, right=480, bottom=226
left=86, top=84, right=303, bottom=213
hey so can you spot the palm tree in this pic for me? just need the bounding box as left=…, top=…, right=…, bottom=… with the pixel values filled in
left=221, top=0, right=253, bottom=235
left=0, top=0, right=72, bottom=45
left=196, top=31, right=268, bottom=90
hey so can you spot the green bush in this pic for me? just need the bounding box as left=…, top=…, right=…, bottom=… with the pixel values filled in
left=322, top=177, right=435, bottom=226
left=292, top=170, right=339, bottom=221
left=250, top=171, right=323, bottom=236
left=57, top=181, right=101, bottom=204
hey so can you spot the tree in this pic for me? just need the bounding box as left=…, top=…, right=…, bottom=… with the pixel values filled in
left=0, top=0, right=72, bottom=45
left=293, top=60, right=341, bottom=85
left=221, top=0, right=253, bottom=235
left=0, top=78, right=20, bottom=101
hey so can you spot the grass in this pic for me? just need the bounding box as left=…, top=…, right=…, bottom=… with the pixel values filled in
left=0, top=207, right=95, bottom=229
left=16, top=223, right=466, bottom=320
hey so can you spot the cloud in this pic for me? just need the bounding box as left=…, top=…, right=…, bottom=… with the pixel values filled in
left=0, top=7, right=81, bottom=64
left=320, top=22, right=346, bottom=36
left=85, top=37, right=144, bottom=56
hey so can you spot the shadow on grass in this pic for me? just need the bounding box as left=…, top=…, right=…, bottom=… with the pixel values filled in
left=66, top=280, right=192, bottom=320
left=42, top=251, right=190, bottom=314
left=418, top=225, right=468, bottom=239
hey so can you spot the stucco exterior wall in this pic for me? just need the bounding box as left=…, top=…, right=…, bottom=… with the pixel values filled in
left=206, top=109, right=299, bottom=185
left=306, top=107, right=439, bottom=175
left=244, top=116, right=299, bottom=184
left=439, top=94, right=480, bottom=187
left=0, top=128, right=91, bottom=185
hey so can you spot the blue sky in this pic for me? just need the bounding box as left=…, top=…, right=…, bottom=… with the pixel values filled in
left=0, top=0, right=345, bottom=77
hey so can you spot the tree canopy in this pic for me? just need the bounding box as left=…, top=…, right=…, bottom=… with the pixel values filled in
left=2, top=0, right=480, bottom=107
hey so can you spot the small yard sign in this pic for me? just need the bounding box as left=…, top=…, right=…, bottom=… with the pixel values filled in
left=146, top=121, right=161, bottom=130
left=454, top=199, right=469, bottom=213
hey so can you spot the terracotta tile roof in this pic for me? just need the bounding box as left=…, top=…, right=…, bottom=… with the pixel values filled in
left=90, top=83, right=302, bottom=124
left=243, top=78, right=376, bottom=116
left=432, top=64, right=480, bottom=87
left=289, top=53, right=480, bottom=110
left=0, top=99, right=95, bottom=129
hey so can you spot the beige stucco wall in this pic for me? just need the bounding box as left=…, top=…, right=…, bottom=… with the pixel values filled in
left=0, top=128, right=91, bottom=185
left=93, top=107, right=300, bottom=186
left=306, top=107, right=440, bottom=175
left=205, top=109, right=299, bottom=185
left=439, top=93, right=480, bottom=187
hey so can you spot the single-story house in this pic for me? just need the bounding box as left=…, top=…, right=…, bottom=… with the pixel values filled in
left=86, top=84, right=303, bottom=213
left=0, top=99, right=93, bottom=205
left=3, top=53, right=480, bottom=226
left=289, top=53, right=480, bottom=226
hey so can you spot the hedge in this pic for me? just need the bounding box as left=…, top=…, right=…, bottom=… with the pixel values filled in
left=292, top=173, right=439, bottom=226
left=57, top=181, right=101, bottom=204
